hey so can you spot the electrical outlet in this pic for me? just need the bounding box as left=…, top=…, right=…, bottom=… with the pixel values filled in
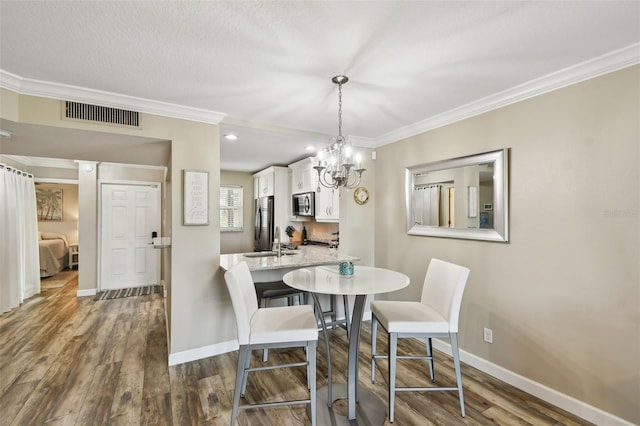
left=483, top=327, right=493, bottom=344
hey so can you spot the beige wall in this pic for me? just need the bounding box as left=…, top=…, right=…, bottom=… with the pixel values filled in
left=339, top=147, right=376, bottom=267
left=374, top=65, right=640, bottom=423
left=220, top=170, right=254, bottom=254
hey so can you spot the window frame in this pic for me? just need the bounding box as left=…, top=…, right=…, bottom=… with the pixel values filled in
left=219, top=185, right=244, bottom=232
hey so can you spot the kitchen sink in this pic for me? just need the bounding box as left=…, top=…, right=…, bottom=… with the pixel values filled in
left=243, top=250, right=299, bottom=258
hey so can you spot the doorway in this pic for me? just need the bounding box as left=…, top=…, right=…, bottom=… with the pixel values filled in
left=100, top=183, right=161, bottom=291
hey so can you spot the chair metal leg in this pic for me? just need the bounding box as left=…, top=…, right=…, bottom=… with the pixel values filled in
left=371, top=315, right=378, bottom=383
left=329, top=295, right=337, bottom=329
left=389, top=333, right=398, bottom=423
left=261, top=298, right=269, bottom=362
left=450, top=333, right=466, bottom=417
left=232, top=346, right=249, bottom=425
left=342, top=295, right=351, bottom=339
left=426, top=337, right=435, bottom=381
left=241, top=347, right=251, bottom=396
left=311, top=292, right=332, bottom=407
left=308, top=340, right=317, bottom=425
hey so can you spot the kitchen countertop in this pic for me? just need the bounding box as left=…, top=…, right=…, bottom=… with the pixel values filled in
left=219, top=245, right=359, bottom=272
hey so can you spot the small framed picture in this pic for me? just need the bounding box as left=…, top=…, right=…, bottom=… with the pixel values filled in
left=484, top=203, right=493, bottom=211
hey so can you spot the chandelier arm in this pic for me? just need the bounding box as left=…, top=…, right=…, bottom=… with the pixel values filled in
left=345, top=171, right=361, bottom=189
left=317, top=168, right=334, bottom=190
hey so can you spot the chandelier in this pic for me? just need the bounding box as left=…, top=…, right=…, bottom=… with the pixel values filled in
left=314, top=75, right=365, bottom=191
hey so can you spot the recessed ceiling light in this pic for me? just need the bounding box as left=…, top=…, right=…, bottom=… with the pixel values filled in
left=0, top=129, right=12, bottom=139
left=224, top=134, right=238, bottom=141
left=304, top=146, right=316, bottom=151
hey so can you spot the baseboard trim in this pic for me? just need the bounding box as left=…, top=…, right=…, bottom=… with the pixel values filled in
left=76, top=288, right=96, bottom=297
left=430, top=339, right=633, bottom=426
left=168, top=339, right=239, bottom=366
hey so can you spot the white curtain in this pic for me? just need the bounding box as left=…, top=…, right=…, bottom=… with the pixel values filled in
left=0, top=164, right=40, bottom=314
left=414, top=185, right=441, bottom=226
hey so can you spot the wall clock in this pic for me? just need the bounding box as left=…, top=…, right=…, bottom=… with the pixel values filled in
left=354, top=187, right=369, bottom=205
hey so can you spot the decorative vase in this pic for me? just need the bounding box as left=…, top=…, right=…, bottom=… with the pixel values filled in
left=339, top=261, right=354, bottom=276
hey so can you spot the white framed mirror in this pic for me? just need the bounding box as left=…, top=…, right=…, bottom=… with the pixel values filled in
left=405, top=148, right=509, bottom=242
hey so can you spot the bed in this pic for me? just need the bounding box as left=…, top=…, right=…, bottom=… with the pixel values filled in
left=39, top=232, right=69, bottom=278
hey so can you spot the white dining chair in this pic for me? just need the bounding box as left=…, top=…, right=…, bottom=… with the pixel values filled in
left=370, top=258, right=470, bottom=422
left=224, top=261, right=318, bottom=425
left=255, top=280, right=307, bottom=362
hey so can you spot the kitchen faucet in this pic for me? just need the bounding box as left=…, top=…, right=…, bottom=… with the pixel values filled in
left=274, top=226, right=282, bottom=257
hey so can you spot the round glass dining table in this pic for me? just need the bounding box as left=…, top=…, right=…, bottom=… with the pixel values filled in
left=283, top=265, right=409, bottom=425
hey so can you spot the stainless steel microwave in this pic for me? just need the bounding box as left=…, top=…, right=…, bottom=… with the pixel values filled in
left=292, top=192, right=315, bottom=217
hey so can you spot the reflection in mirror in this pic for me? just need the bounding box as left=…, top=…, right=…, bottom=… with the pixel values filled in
left=405, top=149, right=509, bottom=242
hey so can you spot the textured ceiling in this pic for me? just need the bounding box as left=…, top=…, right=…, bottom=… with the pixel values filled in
left=0, top=1, right=639, bottom=172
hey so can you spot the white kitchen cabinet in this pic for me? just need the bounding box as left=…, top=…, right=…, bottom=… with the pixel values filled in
left=289, top=157, right=317, bottom=194
left=254, top=171, right=274, bottom=198
left=315, top=186, right=339, bottom=222
left=252, top=166, right=290, bottom=239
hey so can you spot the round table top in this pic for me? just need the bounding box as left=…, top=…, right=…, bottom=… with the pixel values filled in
left=283, top=265, right=409, bottom=296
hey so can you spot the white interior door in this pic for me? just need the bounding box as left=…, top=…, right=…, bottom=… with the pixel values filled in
left=100, top=183, right=160, bottom=291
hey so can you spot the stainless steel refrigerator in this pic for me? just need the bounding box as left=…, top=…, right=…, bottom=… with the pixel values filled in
left=254, top=196, right=274, bottom=251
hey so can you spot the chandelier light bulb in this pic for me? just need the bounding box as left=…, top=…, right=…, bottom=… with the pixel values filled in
left=345, top=146, right=352, bottom=158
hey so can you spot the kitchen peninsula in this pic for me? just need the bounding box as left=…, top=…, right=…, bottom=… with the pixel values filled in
left=220, top=245, right=359, bottom=282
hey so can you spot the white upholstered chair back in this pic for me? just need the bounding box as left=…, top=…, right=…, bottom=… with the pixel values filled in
left=224, top=261, right=259, bottom=345
left=420, top=258, right=470, bottom=333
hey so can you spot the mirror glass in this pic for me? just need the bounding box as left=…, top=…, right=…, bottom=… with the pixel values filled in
left=405, top=149, right=509, bottom=242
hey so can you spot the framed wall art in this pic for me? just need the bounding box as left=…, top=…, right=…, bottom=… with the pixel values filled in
left=183, top=170, right=209, bottom=225
left=36, top=187, right=63, bottom=221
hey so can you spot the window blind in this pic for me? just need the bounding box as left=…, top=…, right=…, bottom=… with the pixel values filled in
left=220, top=186, right=243, bottom=231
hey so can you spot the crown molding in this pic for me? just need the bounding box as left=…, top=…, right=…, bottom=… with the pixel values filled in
left=373, top=42, right=640, bottom=147
left=222, top=116, right=330, bottom=142
left=99, top=161, right=167, bottom=172
left=2, top=42, right=638, bottom=145
left=348, top=135, right=377, bottom=149
left=2, top=154, right=78, bottom=169
left=0, top=70, right=226, bottom=125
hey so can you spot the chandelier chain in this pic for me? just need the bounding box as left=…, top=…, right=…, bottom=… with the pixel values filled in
left=337, top=82, right=343, bottom=138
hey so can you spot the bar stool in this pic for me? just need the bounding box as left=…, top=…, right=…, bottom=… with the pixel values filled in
left=321, top=294, right=351, bottom=337
left=224, top=262, right=317, bottom=425
left=371, top=258, right=470, bottom=422
left=255, top=280, right=305, bottom=308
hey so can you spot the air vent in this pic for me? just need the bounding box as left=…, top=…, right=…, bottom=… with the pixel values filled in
left=64, top=101, right=139, bottom=127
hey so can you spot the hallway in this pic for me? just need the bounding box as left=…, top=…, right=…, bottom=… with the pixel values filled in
left=0, top=274, right=592, bottom=425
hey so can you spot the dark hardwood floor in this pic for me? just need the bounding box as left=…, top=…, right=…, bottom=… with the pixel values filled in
left=0, top=272, right=592, bottom=425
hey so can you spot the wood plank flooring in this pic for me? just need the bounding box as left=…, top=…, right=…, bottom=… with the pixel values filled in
left=0, top=273, right=593, bottom=425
